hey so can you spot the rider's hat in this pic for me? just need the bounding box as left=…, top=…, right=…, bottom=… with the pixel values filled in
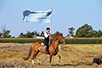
left=46, top=27, right=50, bottom=30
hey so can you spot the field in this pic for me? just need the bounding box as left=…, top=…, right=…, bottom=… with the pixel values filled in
left=0, top=43, right=102, bottom=68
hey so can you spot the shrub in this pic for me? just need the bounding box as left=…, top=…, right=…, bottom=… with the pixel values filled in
left=0, top=38, right=102, bottom=44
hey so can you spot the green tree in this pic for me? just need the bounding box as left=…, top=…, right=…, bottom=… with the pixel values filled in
left=40, top=31, right=44, bottom=37
left=19, top=33, right=25, bottom=38
left=52, top=31, right=60, bottom=38
left=1, top=25, right=6, bottom=37
left=54, top=31, right=60, bottom=36
left=87, top=30, right=98, bottom=37
left=31, top=32, right=34, bottom=36
left=34, top=31, right=40, bottom=36
left=97, top=30, right=102, bottom=37
left=19, top=31, right=40, bottom=38
left=68, top=27, right=75, bottom=36
left=3, top=30, right=11, bottom=38
left=26, top=31, right=32, bottom=38
left=76, top=24, right=93, bottom=37
left=0, top=32, right=2, bottom=38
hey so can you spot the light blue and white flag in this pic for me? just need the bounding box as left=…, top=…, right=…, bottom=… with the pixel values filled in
left=23, top=9, right=52, bottom=23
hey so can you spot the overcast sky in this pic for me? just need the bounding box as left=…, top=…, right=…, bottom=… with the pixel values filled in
left=0, top=0, right=102, bottom=37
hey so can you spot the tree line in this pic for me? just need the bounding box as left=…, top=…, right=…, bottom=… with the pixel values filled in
left=0, top=26, right=11, bottom=38
left=0, top=24, right=102, bottom=38
left=68, top=24, right=102, bottom=37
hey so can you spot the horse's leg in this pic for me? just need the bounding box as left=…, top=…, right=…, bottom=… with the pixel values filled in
left=31, top=51, right=38, bottom=65
left=49, top=54, right=52, bottom=66
left=35, top=57, right=40, bottom=65
left=56, top=54, right=61, bottom=65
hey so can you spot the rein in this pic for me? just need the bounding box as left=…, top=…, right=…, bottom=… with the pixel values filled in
left=59, top=35, right=63, bottom=41
left=59, top=35, right=65, bottom=45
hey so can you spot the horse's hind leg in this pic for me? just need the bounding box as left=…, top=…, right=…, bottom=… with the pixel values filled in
left=56, top=54, right=61, bottom=65
left=31, top=51, right=39, bottom=65
left=35, top=57, right=40, bottom=65
left=49, top=54, right=53, bottom=66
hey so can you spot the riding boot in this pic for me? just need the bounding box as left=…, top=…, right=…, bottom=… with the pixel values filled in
left=46, top=46, right=50, bottom=54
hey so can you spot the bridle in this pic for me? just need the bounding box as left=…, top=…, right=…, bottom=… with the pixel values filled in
left=59, top=35, right=65, bottom=45
left=59, top=35, right=64, bottom=42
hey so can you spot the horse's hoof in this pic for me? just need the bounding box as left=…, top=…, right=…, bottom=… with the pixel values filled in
left=57, top=62, right=59, bottom=65
left=38, top=63, right=41, bottom=65
left=49, top=64, right=52, bottom=66
left=32, top=64, right=35, bottom=66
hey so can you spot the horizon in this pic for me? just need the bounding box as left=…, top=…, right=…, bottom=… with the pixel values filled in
left=0, top=0, right=102, bottom=37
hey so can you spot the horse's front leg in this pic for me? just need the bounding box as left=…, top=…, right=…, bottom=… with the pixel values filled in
left=56, top=54, right=61, bottom=65
left=49, top=54, right=52, bottom=66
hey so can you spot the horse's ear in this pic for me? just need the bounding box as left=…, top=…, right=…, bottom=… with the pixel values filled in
left=59, top=33, right=63, bottom=36
left=55, top=38, right=58, bottom=41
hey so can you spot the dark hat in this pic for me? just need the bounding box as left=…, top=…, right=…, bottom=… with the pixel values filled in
left=46, top=27, right=50, bottom=30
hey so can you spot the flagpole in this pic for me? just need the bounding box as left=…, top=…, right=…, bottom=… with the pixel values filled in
left=49, top=3, right=53, bottom=45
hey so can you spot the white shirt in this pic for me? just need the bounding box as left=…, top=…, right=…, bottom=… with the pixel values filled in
left=44, top=32, right=50, bottom=38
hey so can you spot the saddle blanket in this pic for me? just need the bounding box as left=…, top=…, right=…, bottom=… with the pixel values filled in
left=41, top=43, right=46, bottom=48
left=41, top=43, right=44, bottom=45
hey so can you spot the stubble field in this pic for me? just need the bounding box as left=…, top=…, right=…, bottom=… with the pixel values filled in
left=0, top=43, right=102, bottom=68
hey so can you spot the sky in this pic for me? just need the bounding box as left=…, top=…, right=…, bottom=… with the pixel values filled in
left=0, top=0, right=102, bottom=37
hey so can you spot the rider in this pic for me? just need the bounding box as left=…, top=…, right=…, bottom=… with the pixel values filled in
left=44, top=27, right=51, bottom=54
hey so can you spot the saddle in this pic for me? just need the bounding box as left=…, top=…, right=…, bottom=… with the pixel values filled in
left=41, top=43, right=47, bottom=48
left=41, top=43, right=50, bottom=54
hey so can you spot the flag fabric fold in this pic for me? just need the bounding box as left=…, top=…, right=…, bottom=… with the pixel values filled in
left=23, top=9, right=52, bottom=23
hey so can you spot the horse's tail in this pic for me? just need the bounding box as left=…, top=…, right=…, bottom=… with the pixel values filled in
left=23, top=46, right=32, bottom=60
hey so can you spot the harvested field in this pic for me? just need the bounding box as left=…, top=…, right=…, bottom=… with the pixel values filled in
left=0, top=43, right=102, bottom=68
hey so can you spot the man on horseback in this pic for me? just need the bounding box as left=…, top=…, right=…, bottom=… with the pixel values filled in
left=24, top=32, right=66, bottom=65
left=44, top=27, right=51, bottom=54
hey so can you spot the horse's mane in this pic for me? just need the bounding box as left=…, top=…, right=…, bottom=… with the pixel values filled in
left=50, top=34, right=59, bottom=45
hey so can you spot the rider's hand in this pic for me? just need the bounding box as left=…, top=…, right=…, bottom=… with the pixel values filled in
left=49, top=33, right=51, bottom=35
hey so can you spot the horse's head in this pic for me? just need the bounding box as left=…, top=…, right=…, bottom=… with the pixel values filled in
left=58, top=33, right=65, bottom=44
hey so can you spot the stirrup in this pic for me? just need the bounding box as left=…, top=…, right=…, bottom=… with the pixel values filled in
left=46, top=51, right=50, bottom=54
left=44, top=46, right=47, bottom=48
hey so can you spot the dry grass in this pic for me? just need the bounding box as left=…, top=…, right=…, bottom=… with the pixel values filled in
left=0, top=43, right=102, bottom=68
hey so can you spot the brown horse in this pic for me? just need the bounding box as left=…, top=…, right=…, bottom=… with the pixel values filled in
left=23, top=33, right=65, bottom=65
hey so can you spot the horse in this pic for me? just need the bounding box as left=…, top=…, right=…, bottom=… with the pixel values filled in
left=23, top=33, right=65, bottom=66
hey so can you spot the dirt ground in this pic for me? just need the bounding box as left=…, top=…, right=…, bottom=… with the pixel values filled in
left=0, top=43, right=102, bottom=68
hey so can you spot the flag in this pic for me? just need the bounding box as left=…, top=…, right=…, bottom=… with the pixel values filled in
left=23, top=9, right=52, bottom=23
